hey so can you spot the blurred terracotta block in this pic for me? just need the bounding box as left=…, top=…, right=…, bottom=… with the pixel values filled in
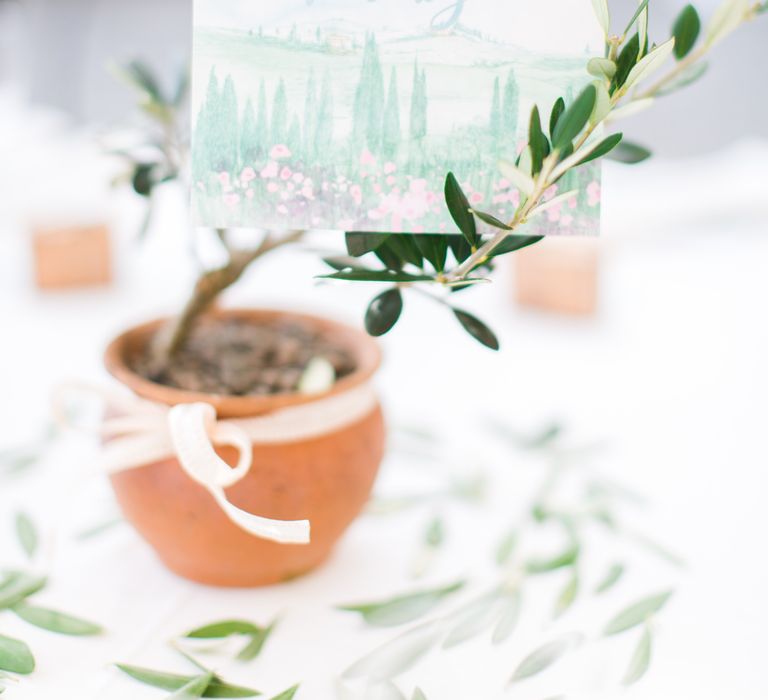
left=514, top=237, right=599, bottom=316
left=32, top=224, right=112, bottom=290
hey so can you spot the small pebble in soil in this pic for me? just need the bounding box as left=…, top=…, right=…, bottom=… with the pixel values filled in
left=133, top=317, right=357, bottom=396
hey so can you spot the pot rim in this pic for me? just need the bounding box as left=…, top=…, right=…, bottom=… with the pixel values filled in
left=104, top=307, right=382, bottom=418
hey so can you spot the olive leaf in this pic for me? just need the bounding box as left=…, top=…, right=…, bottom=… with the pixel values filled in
left=603, top=591, right=673, bottom=636
left=623, top=624, right=652, bottom=685
left=623, top=0, right=650, bottom=35
left=269, top=685, right=299, bottom=700
left=553, top=573, right=579, bottom=619
left=444, top=172, right=478, bottom=247
left=115, top=664, right=260, bottom=698
left=573, top=133, right=623, bottom=167
left=342, top=621, right=444, bottom=681
left=452, top=309, right=499, bottom=351
left=442, top=592, right=503, bottom=648
left=656, top=62, right=708, bottom=96
left=0, top=572, right=47, bottom=610
left=606, top=141, right=652, bottom=164
left=0, top=635, right=35, bottom=675
left=526, top=543, right=580, bottom=574
left=612, top=33, right=641, bottom=92
left=345, top=233, right=389, bottom=257
left=365, top=289, right=403, bottom=337
left=488, top=235, right=543, bottom=258
left=673, top=4, right=702, bottom=59
left=184, top=619, right=275, bottom=662
left=411, top=689, right=427, bottom=700
left=591, top=0, right=611, bottom=34
left=528, top=106, right=548, bottom=174
left=549, top=97, right=565, bottom=139
left=168, top=672, right=215, bottom=699
left=492, top=591, right=521, bottom=645
left=508, top=634, right=582, bottom=684
left=14, top=513, right=38, bottom=560
left=319, top=270, right=433, bottom=283
left=594, top=563, right=625, bottom=594
left=12, top=602, right=102, bottom=636
left=552, top=85, right=597, bottom=150
left=339, top=581, right=464, bottom=628
left=471, top=209, right=513, bottom=231
left=495, top=531, right=517, bottom=566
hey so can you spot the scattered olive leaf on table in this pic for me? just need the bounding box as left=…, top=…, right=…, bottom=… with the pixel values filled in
left=14, top=513, right=38, bottom=560
left=508, top=634, right=583, bottom=685
left=12, top=602, right=103, bottom=636
left=183, top=618, right=277, bottom=662
left=338, top=581, right=464, bottom=628
left=115, top=664, right=260, bottom=698
left=168, top=672, right=215, bottom=699
left=623, top=623, right=653, bottom=686
left=553, top=572, right=579, bottom=619
left=0, top=573, right=47, bottom=610
left=594, top=562, right=626, bottom=594
left=0, top=635, right=35, bottom=675
left=269, top=685, right=299, bottom=700
left=526, top=543, right=580, bottom=574
left=603, top=591, right=673, bottom=636
left=491, top=591, right=522, bottom=645
left=411, top=689, right=427, bottom=700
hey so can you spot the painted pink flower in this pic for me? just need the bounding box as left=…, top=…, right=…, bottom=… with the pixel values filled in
left=270, top=144, right=291, bottom=159
left=286, top=182, right=295, bottom=192
left=360, top=149, right=376, bottom=167
left=260, top=161, right=278, bottom=179
left=384, top=162, right=396, bottom=174
left=267, top=182, right=279, bottom=193
left=301, top=185, right=314, bottom=200
left=277, top=204, right=288, bottom=215
left=470, top=192, right=484, bottom=205
left=493, top=193, right=508, bottom=205
left=497, top=178, right=510, bottom=190
left=223, top=193, right=240, bottom=207
left=386, top=175, right=396, bottom=186
left=240, top=167, right=256, bottom=184
left=510, top=190, right=521, bottom=208
left=587, top=181, right=601, bottom=207
left=374, top=184, right=382, bottom=194
left=246, top=189, right=255, bottom=200
left=568, top=196, right=578, bottom=209
left=292, top=172, right=304, bottom=184
left=543, top=185, right=558, bottom=201
left=560, top=214, right=574, bottom=227
left=280, top=166, right=292, bottom=181
left=547, top=204, right=562, bottom=222
left=351, top=184, right=363, bottom=206
left=218, top=172, right=230, bottom=186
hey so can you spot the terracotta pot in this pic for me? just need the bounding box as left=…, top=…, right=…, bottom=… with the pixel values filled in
left=104, top=309, right=385, bottom=587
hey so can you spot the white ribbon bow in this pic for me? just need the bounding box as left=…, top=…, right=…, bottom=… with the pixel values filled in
left=55, top=382, right=378, bottom=545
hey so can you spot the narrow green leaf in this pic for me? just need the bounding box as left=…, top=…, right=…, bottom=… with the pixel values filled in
left=0, top=635, right=34, bottom=675
left=339, top=581, right=464, bottom=628
left=322, top=256, right=369, bottom=273
left=623, top=0, right=651, bottom=35
left=623, top=624, right=652, bottom=685
left=624, top=38, right=676, bottom=90
left=509, top=634, right=581, bottom=684
left=185, top=620, right=262, bottom=639
left=471, top=209, right=513, bottom=231
left=365, top=289, right=403, bottom=337
left=169, top=673, right=215, bottom=699
left=237, top=622, right=276, bottom=662
left=415, top=235, right=448, bottom=273
left=442, top=592, right=503, bottom=648
left=612, top=33, right=641, bottom=92
left=528, top=106, right=547, bottom=174
left=452, top=309, right=500, bottom=351
left=553, top=573, right=579, bottom=619
left=411, top=689, right=427, bottom=700
left=14, top=513, right=38, bottom=560
left=594, top=563, right=626, bottom=594
left=495, top=531, right=517, bottom=566
left=115, top=664, right=260, bottom=697
left=319, top=270, right=433, bottom=283
left=549, top=97, right=565, bottom=139
left=492, top=591, right=521, bottom=645
left=606, top=140, right=652, bottom=163
left=575, top=133, right=624, bottom=166
left=269, top=686, right=299, bottom=700
left=386, top=236, right=424, bottom=269
left=444, top=172, right=478, bottom=246
left=448, top=235, right=472, bottom=264
left=0, top=573, right=47, bottom=610
left=424, top=517, right=444, bottom=548
left=604, top=591, right=673, bottom=636
left=526, top=544, right=580, bottom=574
left=498, top=159, right=535, bottom=196
left=489, top=235, right=544, bottom=258
left=345, top=232, right=389, bottom=257
left=673, top=5, right=701, bottom=58
left=552, top=85, right=597, bottom=150
left=12, top=602, right=102, bottom=636
left=591, top=0, right=611, bottom=34
left=656, top=61, right=708, bottom=95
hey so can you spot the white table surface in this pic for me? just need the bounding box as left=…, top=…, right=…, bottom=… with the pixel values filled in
left=1, top=95, right=768, bottom=699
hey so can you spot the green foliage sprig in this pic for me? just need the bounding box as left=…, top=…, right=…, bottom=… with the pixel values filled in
left=320, top=0, right=764, bottom=348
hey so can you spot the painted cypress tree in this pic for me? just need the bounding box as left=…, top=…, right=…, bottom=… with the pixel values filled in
left=287, top=114, right=302, bottom=157
left=366, top=35, right=385, bottom=152
left=217, top=74, right=239, bottom=172
left=315, top=70, right=334, bottom=156
left=193, top=67, right=221, bottom=178
left=502, top=69, right=519, bottom=138
left=303, top=71, right=318, bottom=160
left=255, top=80, right=268, bottom=158
left=489, top=76, right=502, bottom=144
left=352, top=34, right=373, bottom=145
left=240, top=98, right=259, bottom=165
left=382, top=67, right=400, bottom=160
left=409, top=60, right=427, bottom=143
left=271, top=79, right=288, bottom=147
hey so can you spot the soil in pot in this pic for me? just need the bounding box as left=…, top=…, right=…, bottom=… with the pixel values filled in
left=132, top=316, right=358, bottom=396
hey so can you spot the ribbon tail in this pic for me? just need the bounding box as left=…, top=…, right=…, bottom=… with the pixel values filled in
left=211, top=489, right=311, bottom=545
